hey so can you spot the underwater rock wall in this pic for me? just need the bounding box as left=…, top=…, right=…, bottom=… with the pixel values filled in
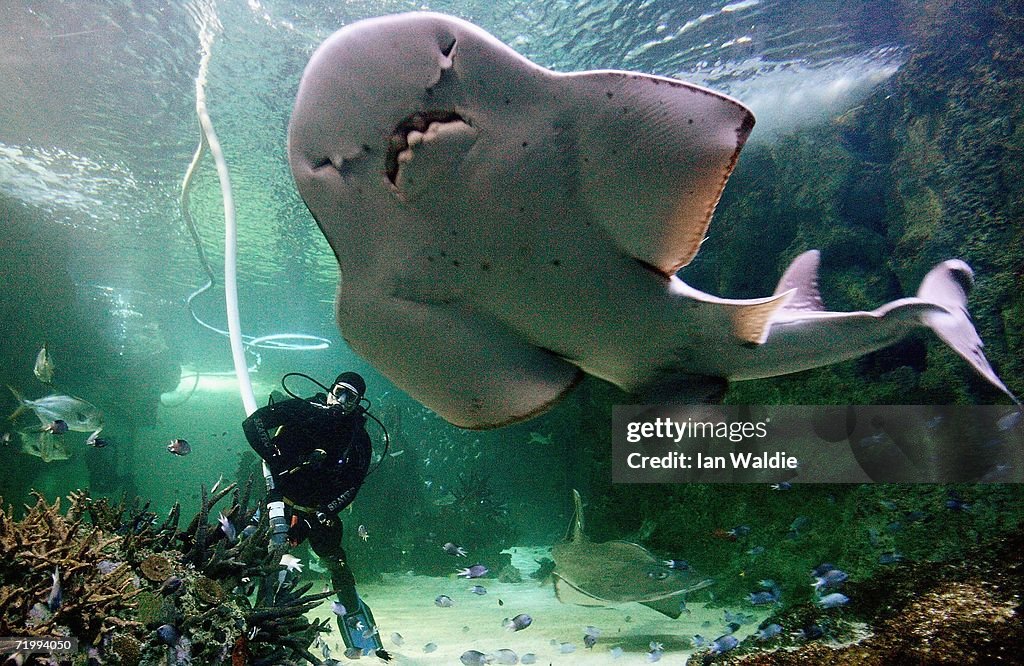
left=582, top=0, right=1024, bottom=612
left=698, top=0, right=1024, bottom=407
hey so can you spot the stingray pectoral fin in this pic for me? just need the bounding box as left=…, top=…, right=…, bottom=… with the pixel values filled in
left=552, top=572, right=608, bottom=607
left=339, top=293, right=583, bottom=429
left=915, top=260, right=1020, bottom=404
left=639, top=593, right=686, bottom=619
left=565, top=70, right=755, bottom=275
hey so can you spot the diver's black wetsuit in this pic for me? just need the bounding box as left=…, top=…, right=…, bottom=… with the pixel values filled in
left=242, top=392, right=372, bottom=611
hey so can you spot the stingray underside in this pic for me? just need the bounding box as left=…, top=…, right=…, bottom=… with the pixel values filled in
left=288, top=12, right=756, bottom=428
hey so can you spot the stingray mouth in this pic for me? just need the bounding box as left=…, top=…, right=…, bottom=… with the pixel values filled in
left=385, top=110, right=470, bottom=186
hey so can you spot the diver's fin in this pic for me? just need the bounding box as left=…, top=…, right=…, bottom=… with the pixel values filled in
left=914, top=260, right=1020, bottom=405
left=339, top=597, right=385, bottom=655
left=7, top=386, right=28, bottom=421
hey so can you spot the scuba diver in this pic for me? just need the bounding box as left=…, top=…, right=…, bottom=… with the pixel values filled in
left=242, top=371, right=390, bottom=659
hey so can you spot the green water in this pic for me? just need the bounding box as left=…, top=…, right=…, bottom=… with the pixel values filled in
left=1, top=1, right=1022, bottom=664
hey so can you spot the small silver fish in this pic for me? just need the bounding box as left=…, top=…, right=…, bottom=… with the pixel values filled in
left=468, top=585, right=487, bottom=595
left=7, top=387, right=103, bottom=432
left=390, top=632, right=403, bottom=646
left=358, top=524, right=369, bottom=541
left=442, top=542, right=467, bottom=557
left=423, top=643, right=437, bottom=653
left=1, top=432, right=12, bottom=446
left=167, top=438, right=191, bottom=456
left=47, top=566, right=62, bottom=611
left=34, top=344, right=55, bottom=385
left=218, top=511, right=236, bottom=541
left=20, top=430, right=71, bottom=462
left=434, top=594, right=453, bottom=607
left=460, top=650, right=488, bottom=665
left=330, top=601, right=347, bottom=616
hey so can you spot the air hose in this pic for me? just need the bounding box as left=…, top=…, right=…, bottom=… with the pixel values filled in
left=179, top=5, right=331, bottom=373
left=184, top=1, right=287, bottom=548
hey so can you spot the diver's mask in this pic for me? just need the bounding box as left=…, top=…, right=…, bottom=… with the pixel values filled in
left=327, top=381, right=362, bottom=414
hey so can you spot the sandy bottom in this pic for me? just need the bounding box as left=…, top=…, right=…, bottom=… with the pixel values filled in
left=307, top=548, right=769, bottom=664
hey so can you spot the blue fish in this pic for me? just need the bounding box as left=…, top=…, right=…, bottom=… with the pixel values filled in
left=503, top=613, right=532, bottom=631
left=711, top=634, right=738, bottom=654
left=818, top=592, right=849, bottom=608
left=813, top=569, right=848, bottom=591
left=748, top=591, right=778, bottom=605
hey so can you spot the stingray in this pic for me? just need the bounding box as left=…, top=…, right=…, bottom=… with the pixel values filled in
left=288, top=12, right=1019, bottom=428
left=550, top=490, right=710, bottom=618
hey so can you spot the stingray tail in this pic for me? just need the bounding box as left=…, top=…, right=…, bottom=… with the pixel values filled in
left=915, top=261, right=1020, bottom=405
